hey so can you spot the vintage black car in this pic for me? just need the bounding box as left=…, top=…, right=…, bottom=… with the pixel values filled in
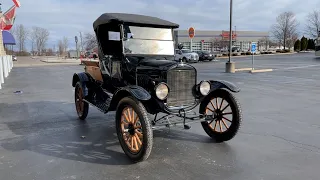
left=72, top=13, right=243, bottom=162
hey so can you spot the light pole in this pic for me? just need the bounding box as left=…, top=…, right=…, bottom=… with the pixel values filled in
left=225, top=0, right=235, bottom=73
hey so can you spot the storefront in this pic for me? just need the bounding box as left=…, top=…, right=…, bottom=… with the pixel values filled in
left=174, top=30, right=270, bottom=52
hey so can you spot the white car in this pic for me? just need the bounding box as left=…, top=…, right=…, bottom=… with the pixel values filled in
left=175, top=49, right=199, bottom=63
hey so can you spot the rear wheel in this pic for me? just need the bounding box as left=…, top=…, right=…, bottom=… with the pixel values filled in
left=200, top=89, right=242, bottom=142
left=74, top=82, right=89, bottom=120
left=116, top=97, right=153, bottom=162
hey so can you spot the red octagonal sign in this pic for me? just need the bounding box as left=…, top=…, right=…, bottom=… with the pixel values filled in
left=188, top=27, right=195, bottom=39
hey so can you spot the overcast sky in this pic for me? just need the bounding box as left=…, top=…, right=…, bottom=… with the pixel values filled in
left=2, top=0, right=320, bottom=50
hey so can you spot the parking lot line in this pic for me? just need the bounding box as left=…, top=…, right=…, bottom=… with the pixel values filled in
left=280, top=64, right=320, bottom=70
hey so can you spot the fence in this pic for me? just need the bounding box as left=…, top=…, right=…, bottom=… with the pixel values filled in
left=0, top=55, right=13, bottom=89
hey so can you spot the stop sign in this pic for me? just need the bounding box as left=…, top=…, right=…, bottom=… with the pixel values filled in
left=188, top=27, right=195, bottom=39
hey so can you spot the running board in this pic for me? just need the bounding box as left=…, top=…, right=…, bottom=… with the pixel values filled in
left=83, top=99, right=110, bottom=114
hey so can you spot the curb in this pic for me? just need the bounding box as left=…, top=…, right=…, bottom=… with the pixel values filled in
left=217, top=52, right=297, bottom=59
left=235, top=68, right=253, bottom=72
left=14, top=63, right=81, bottom=67
left=250, top=69, right=273, bottom=73
left=40, top=60, right=80, bottom=64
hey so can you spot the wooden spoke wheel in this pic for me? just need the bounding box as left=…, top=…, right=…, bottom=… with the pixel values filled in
left=116, top=97, right=153, bottom=162
left=200, top=89, right=242, bottom=142
left=121, top=107, right=143, bottom=153
left=74, top=82, right=89, bottom=120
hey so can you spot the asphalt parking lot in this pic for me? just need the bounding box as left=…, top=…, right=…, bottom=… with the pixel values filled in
left=1, top=53, right=320, bottom=180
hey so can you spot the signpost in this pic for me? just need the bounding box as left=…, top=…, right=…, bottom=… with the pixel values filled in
left=75, top=36, right=79, bottom=59
left=251, top=42, right=256, bottom=70
left=188, top=27, right=195, bottom=51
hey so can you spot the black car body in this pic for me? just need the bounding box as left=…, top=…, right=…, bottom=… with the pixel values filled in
left=71, top=13, right=242, bottom=162
left=197, top=50, right=215, bottom=61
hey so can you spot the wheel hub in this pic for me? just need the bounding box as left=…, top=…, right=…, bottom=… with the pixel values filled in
left=128, top=124, right=135, bottom=135
left=214, top=109, right=223, bottom=120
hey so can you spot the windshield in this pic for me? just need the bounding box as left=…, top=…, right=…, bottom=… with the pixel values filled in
left=123, top=26, right=174, bottom=55
left=182, top=49, right=192, bottom=53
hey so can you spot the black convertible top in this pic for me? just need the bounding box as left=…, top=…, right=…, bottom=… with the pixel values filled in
left=93, top=13, right=179, bottom=29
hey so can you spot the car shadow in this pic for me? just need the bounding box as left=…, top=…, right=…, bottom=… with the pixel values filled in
left=0, top=101, right=133, bottom=165
left=0, top=101, right=230, bottom=165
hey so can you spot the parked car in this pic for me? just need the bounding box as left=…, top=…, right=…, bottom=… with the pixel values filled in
left=197, top=50, right=215, bottom=61
left=72, top=12, right=242, bottom=162
left=174, top=49, right=199, bottom=63
left=13, top=55, right=17, bottom=61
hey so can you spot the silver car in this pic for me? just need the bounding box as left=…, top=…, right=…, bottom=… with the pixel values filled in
left=175, top=49, right=199, bottom=63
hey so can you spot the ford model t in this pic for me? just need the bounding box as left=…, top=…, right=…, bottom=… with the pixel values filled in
left=72, top=13, right=242, bottom=162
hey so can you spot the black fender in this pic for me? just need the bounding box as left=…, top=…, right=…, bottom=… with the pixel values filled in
left=72, top=72, right=90, bottom=87
left=108, top=85, right=152, bottom=111
left=209, top=80, right=240, bottom=93
left=72, top=72, right=91, bottom=96
left=198, top=80, right=240, bottom=114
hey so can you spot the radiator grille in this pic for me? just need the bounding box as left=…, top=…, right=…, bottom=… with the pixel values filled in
left=166, top=68, right=196, bottom=107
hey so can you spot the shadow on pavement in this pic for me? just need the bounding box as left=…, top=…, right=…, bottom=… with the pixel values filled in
left=0, top=101, right=232, bottom=165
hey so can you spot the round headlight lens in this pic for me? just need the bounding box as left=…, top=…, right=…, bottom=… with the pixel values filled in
left=155, top=83, right=169, bottom=100
left=200, top=81, right=211, bottom=95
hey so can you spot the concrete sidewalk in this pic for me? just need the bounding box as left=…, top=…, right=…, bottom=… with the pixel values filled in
left=39, top=57, right=81, bottom=63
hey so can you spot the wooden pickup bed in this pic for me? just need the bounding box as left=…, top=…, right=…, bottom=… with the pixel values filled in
left=82, top=60, right=103, bottom=82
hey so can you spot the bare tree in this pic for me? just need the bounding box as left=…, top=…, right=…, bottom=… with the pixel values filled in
left=305, top=10, right=320, bottom=39
left=62, top=36, right=69, bottom=53
left=84, top=32, right=97, bottom=51
left=13, top=24, right=29, bottom=52
left=31, top=27, right=50, bottom=56
left=271, top=11, right=299, bottom=50
left=58, top=40, right=64, bottom=56
left=29, top=27, right=38, bottom=56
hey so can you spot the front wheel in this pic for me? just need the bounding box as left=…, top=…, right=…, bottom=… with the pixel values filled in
left=200, top=89, right=242, bottom=142
left=115, top=97, right=153, bottom=162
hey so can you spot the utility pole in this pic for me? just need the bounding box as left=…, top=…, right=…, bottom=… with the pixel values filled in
left=225, top=0, right=235, bottom=73
left=79, top=32, right=83, bottom=52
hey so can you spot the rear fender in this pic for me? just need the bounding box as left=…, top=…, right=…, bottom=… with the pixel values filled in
left=108, top=85, right=152, bottom=111
left=72, top=72, right=91, bottom=96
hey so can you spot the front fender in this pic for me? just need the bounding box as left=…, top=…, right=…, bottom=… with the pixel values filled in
left=209, top=80, right=240, bottom=93
left=108, top=85, right=151, bottom=111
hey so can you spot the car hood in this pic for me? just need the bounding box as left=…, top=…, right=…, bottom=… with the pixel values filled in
left=183, top=52, right=197, bottom=56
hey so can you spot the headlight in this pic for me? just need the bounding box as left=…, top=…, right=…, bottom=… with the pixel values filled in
left=155, top=83, right=169, bottom=100
left=199, top=81, right=211, bottom=95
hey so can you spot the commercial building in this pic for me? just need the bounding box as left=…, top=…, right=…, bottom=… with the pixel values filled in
left=174, top=30, right=270, bottom=52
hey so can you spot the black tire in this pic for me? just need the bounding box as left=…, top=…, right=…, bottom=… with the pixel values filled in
left=74, top=82, right=89, bottom=120
left=200, top=89, right=242, bottom=142
left=115, top=97, right=153, bottom=162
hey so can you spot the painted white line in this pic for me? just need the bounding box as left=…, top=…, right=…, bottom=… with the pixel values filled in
left=280, top=64, right=320, bottom=70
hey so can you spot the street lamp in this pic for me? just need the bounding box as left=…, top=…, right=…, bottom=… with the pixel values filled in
left=225, top=0, right=235, bottom=73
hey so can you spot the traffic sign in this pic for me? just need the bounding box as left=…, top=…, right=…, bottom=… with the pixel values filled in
left=251, top=43, right=256, bottom=53
left=188, top=27, right=195, bottom=38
